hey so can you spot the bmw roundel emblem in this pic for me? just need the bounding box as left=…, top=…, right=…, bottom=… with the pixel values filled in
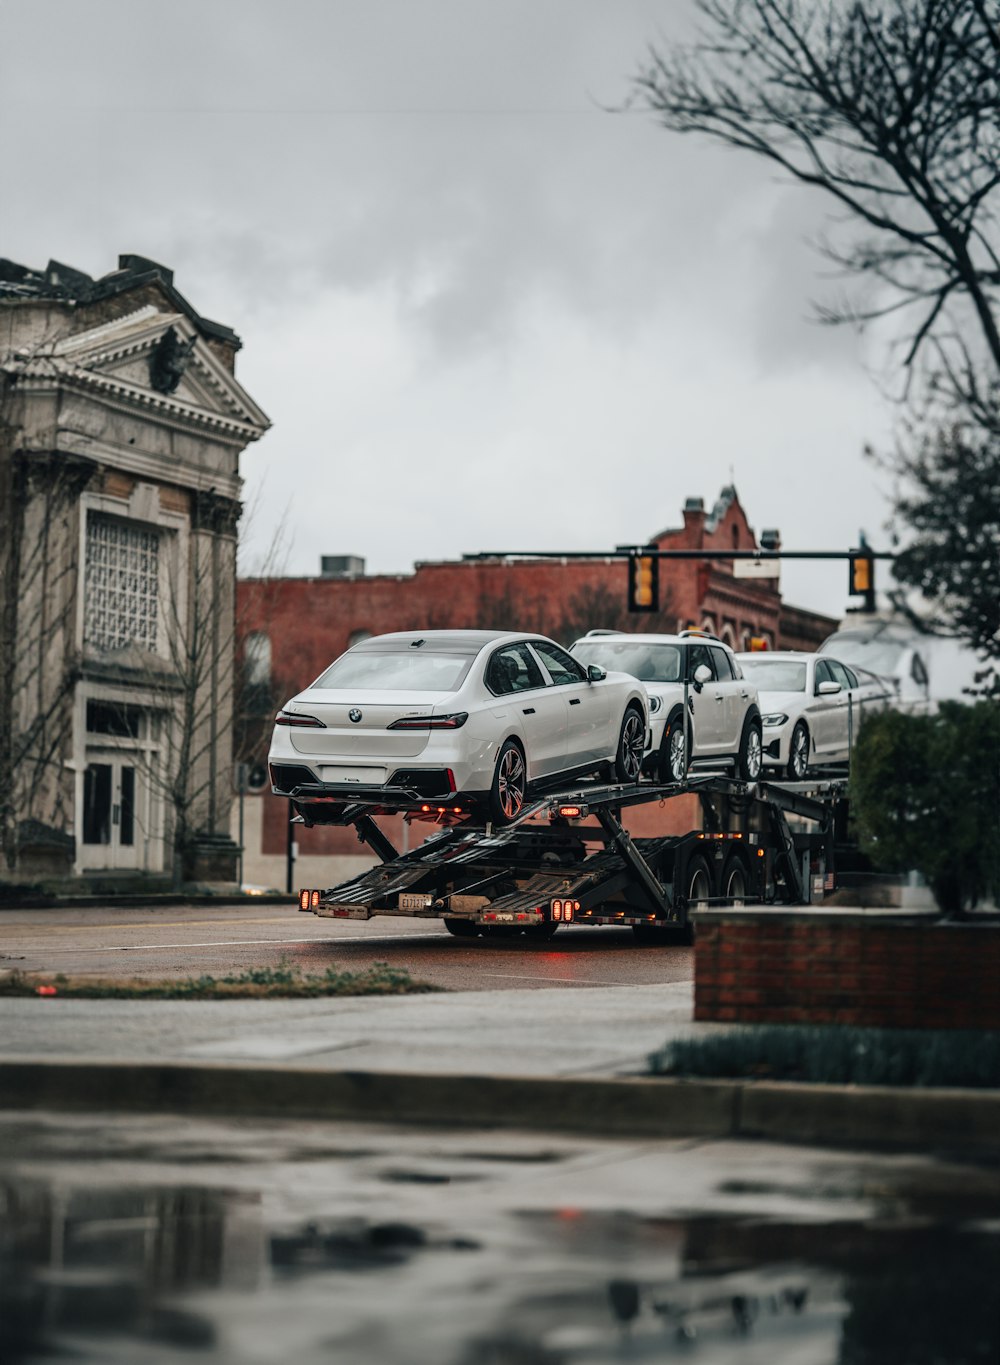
left=349, top=708, right=363, bottom=723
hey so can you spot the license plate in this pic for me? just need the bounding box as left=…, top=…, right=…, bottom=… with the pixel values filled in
left=491, top=912, right=515, bottom=923
left=319, top=766, right=387, bottom=784
left=399, top=893, right=432, bottom=910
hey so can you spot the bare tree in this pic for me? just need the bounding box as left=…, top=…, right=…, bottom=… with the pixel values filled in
left=0, top=443, right=91, bottom=872
left=633, top=0, right=1000, bottom=410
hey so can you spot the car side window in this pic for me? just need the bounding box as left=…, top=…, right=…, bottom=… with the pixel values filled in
left=843, top=665, right=860, bottom=688
left=827, top=660, right=852, bottom=689
left=687, top=643, right=716, bottom=681
left=485, top=643, right=545, bottom=696
left=710, top=646, right=734, bottom=680
left=814, top=659, right=835, bottom=691
left=530, top=639, right=586, bottom=686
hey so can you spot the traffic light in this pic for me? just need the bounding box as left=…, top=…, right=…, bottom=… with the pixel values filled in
left=848, top=549, right=876, bottom=612
left=628, top=551, right=658, bottom=613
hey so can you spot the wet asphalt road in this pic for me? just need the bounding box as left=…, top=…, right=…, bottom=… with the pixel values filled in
left=0, top=902, right=693, bottom=990
left=4, top=1108, right=1000, bottom=1365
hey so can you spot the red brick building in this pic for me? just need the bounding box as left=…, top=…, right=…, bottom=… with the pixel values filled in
left=234, top=486, right=838, bottom=888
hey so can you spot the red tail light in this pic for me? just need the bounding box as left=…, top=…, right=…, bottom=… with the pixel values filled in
left=387, top=712, right=469, bottom=730
left=276, top=711, right=326, bottom=728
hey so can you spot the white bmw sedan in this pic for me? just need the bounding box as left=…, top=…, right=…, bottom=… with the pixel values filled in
left=736, top=650, right=892, bottom=780
left=268, top=630, right=649, bottom=824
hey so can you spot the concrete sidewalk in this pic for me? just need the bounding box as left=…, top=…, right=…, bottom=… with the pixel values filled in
left=2, top=981, right=999, bottom=1158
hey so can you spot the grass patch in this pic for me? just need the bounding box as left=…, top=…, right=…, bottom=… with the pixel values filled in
left=649, top=1025, right=1000, bottom=1090
left=0, top=960, right=440, bottom=1000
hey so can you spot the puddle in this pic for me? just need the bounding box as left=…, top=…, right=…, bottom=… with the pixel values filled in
left=2, top=1171, right=998, bottom=1364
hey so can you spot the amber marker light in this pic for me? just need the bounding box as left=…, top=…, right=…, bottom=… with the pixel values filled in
left=311, top=890, right=320, bottom=908
left=299, top=890, right=310, bottom=910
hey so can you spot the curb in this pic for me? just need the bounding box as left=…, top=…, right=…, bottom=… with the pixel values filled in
left=1, top=1058, right=998, bottom=1158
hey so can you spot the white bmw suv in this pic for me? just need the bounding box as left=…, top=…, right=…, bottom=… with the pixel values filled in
left=569, top=631, right=762, bottom=783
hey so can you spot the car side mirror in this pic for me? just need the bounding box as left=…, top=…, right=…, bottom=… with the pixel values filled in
left=587, top=664, right=607, bottom=682
left=692, top=664, right=712, bottom=691
left=817, top=680, right=841, bottom=695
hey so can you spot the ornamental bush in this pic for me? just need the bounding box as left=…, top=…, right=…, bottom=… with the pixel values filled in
left=850, top=702, right=1000, bottom=916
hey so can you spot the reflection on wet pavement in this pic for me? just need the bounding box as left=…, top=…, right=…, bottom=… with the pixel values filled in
left=1, top=1111, right=998, bottom=1364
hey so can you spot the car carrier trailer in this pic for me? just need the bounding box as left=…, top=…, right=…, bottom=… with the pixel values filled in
left=294, top=774, right=846, bottom=941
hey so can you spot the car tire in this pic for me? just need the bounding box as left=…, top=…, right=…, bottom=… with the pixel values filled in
left=489, top=739, right=526, bottom=824
left=614, top=706, right=646, bottom=784
left=443, top=918, right=479, bottom=938
left=786, top=721, right=810, bottom=780
left=660, top=709, right=689, bottom=784
left=738, top=718, right=763, bottom=782
left=721, top=854, right=748, bottom=904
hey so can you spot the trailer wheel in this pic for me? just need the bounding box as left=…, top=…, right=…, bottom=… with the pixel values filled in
left=443, top=919, right=480, bottom=938
left=720, top=854, right=748, bottom=904
left=614, top=706, right=646, bottom=784
left=661, top=710, right=689, bottom=783
left=685, top=854, right=714, bottom=910
left=490, top=739, right=526, bottom=823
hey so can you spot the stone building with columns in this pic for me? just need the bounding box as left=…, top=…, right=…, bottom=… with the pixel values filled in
left=0, top=254, right=269, bottom=886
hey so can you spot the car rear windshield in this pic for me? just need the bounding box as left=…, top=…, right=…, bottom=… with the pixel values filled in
left=740, top=659, right=807, bottom=691
left=571, top=641, right=682, bottom=683
left=822, top=638, right=905, bottom=673
left=313, top=651, right=474, bottom=691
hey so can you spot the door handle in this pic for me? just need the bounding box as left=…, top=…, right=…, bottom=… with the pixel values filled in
left=522, top=707, right=535, bottom=715
left=715, top=694, right=724, bottom=703
left=569, top=698, right=581, bottom=705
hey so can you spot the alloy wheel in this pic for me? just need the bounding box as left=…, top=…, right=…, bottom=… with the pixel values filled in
left=497, top=745, right=526, bottom=819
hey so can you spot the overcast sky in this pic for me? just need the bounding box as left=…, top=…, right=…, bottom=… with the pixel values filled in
left=2, top=0, right=903, bottom=618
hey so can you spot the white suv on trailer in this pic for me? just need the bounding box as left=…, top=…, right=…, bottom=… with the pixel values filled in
left=569, top=630, right=762, bottom=783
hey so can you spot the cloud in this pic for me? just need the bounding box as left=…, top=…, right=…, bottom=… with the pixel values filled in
left=4, top=0, right=901, bottom=619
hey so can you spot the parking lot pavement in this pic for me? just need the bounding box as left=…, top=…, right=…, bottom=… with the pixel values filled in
left=3, top=1107, right=999, bottom=1365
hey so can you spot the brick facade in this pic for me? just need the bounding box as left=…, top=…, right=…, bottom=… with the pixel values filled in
left=694, top=909, right=1000, bottom=1029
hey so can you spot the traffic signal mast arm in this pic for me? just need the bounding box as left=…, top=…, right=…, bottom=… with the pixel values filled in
left=463, top=546, right=892, bottom=615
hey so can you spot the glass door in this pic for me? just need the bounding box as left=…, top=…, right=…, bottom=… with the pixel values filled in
left=80, top=756, right=141, bottom=870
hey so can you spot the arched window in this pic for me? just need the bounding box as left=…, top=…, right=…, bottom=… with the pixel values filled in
left=701, top=617, right=716, bottom=637
left=719, top=623, right=736, bottom=648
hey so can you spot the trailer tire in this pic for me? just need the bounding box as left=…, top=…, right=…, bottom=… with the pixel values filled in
left=614, top=705, right=646, bottom=784
left=661, top=710, right=689, bottom=783
left=523, top=922, right=558, bottom=941
left=632, top=921, right=686, bottom=944
left=720, top=853, right=749, bottom=904
left=443, top=919, right=480, bottom=938
left=684, top=854, right=714, bottom=910
left=489, top=739, right=527, bottom=824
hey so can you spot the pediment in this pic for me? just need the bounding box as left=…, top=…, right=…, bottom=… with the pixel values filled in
left=40, top=307, right=270, bottom=438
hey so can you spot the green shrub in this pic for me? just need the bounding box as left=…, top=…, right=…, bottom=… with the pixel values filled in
left=649, top=1024, right=1000, bottom=1089
left=850, top=701, right=1000, bottom=916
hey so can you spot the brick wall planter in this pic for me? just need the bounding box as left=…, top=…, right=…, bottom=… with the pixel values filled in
left=693, top=908, right=1000, bottom=1030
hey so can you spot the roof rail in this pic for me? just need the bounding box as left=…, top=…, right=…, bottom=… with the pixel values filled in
left=678, top=628, right=722, bottom=643
left=584, top=629, right=625, bottom=637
